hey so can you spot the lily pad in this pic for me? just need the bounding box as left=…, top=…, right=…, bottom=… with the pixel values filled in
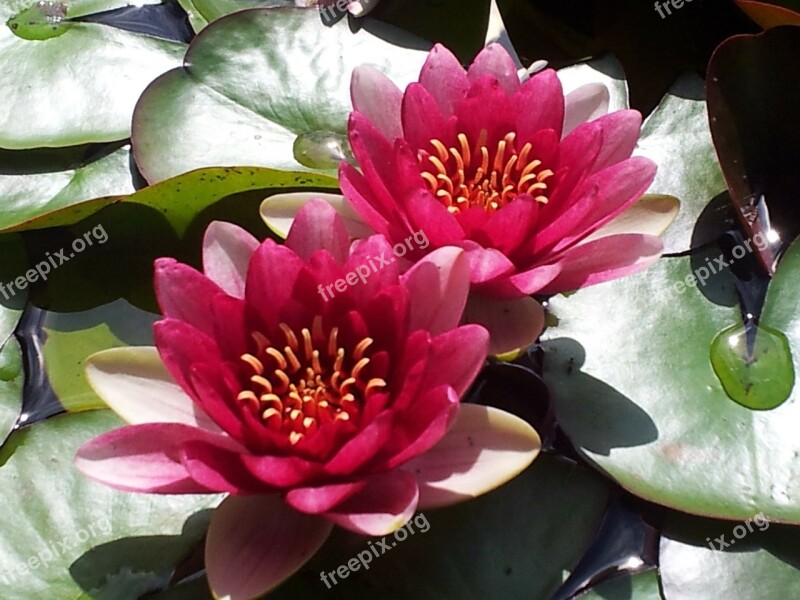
left=131, top=7, right=430, bottom=183
left=660, top=511, right=800, bottom=599
left=0, top=145, right=136, bottom=231
left=0, top=0, right=185, bottom=148
left=175, top=0, right=295, bottom=32
left=541, top=237, right=800, bottom=523
left=0, top=409, right=220, bottom=599
left=0, top=165, right=338, bottom=235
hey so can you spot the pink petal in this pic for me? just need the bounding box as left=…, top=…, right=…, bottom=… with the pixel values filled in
left=457, top=241, right=517, bottom=284
left=181, top=440, right=321, bottom=491
left=401, top=83, right=453, bottom=151
left=418, top=43, right=470, bottom=116
left=285, top=198, right=350, bottom=263
left=590, top=109, right=644, bottom=172
left=478, top=263, right=561, bottom=298
left=75, top=423, right=239, bottom=494
left=85, top=347, right=220, bottom=431
left=536, top=157, right=657, bottom=254
left=406, top=404, right=541, bottom=509
left=153, top=258, right=223, bottom=338
left=402, top=187, right=465, bottom=246
left=285, top=481, right=367, bottom=514
left=385, top=386, right=459, bottom=468
left=480, top=197, right=541, bottom=255
left=420, top=325, right=489, bottom=398
left=462, top=294, right=545, bottom=355
left=245, top=240, right=306, bottom=330
left=513, top=69, right=565, bottom=139
left=563, top=83, right=610, bottom=137
left=539, top=233, right=663, bottom=294
left=338, top=162, right=393, bottom=237
left=153, top=319, right=225, bottom=400
left=324, top=470, right=420, bottom=536
left=402, top=246, right=471, bottom=335
left=467, top=43, right=521, bottom=96
left=324, top=411, right=394, bottom=476
left=206, top=495, right=333, bottom=600
left=202, top=221, right=259, bottom=299
left=340, top=234, right=402, bottom=304
left=351, top=65, right=403, bottom=140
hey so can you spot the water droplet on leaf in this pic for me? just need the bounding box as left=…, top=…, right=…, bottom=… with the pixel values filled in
left=293, top=131, right=352, bottom=170
left=710, top=322, right=794, bottom=410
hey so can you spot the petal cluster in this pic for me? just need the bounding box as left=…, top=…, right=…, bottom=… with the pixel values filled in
left=76, top=200, right=540, bottom=599
left=341, top=43, right=665, bottom=298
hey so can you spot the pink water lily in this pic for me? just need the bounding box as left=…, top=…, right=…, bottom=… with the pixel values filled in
left=341, top=42, right=666, bottom=297
left=262, top=43, right=676, bottom=354
left=75, top=200, right=541, bottom=600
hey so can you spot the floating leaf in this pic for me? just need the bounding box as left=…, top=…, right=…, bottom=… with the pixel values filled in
left=131, top=7, right=430, bottom=182
left=0, top=145, right=136, bottom=231
left=660, top=511, right=800, bottom=599
left=0, top=409, right=220, bottom=599
left=542, top=237, right=800, bottom=522
left=0, top=0, right=185, bottom=148
left=0, top=165, right=338, bottom=235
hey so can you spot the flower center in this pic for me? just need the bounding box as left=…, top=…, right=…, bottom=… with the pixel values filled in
left=417, top=130, right=554, bottom=214
left=236, top=316, right=387, bottom=445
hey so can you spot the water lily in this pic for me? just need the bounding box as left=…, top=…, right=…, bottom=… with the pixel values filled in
left=75, top=200, right=541, bottom=600
left=263, top=44, right=677, bottom=353
left=342, top=42, right=670, bottom=293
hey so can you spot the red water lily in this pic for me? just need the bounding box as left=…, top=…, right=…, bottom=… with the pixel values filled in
left=340, top=42, right=664, bottom=299
left=75, top=200, right=540, bottom=600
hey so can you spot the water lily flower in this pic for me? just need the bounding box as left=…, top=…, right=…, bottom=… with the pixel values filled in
left=75, top=200, right=541, bottom=600
left=263, top=44, right=676, bottom=354
left=340, top=42, right=669, bottom=295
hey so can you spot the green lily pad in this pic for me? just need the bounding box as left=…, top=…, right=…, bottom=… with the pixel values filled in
left=0, top=165, right=338, bottom=235
left=541, top=237, right=800, bottom=522
left=576, top=569, right=663, bottom=600
left=660, top=511, right=800, bottom=599
left=131, top=7, right=430, bottom=183
left=0, top=0, right=185, bottom=148
left=269, top=454, right=611, bottom=599
left=175, top=0, right=295, bottom=32
left=0, top=409, right=221, bottom=599
left=0, top=145, right=136, bottom=231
